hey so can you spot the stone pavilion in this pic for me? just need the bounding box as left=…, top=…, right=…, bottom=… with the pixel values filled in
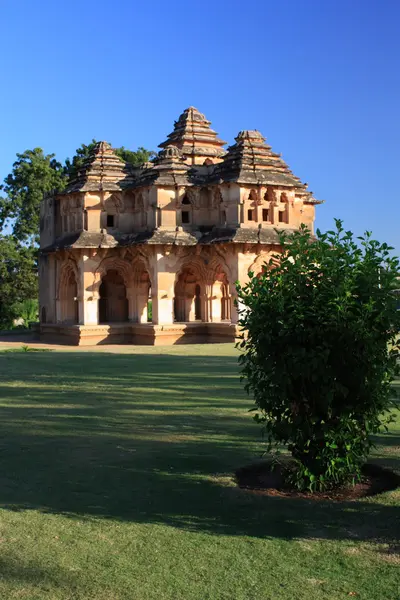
left=39, top=107, right=321, bottom=345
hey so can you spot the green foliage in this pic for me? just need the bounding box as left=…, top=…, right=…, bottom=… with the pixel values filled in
left=237, top=220, right=400, bottom=492
left=2, top=345, right=51, bottom=353
left=0, top=236, right=38, bottom=329
left=115, top=146, right=156, bottom=166
left=64, top=142, right=155, bottom=182
left=0, top=149, right=65, bottom=243
left=12, top=299, right=39, bottom=328
left=63, top=139, right=97, bottom=182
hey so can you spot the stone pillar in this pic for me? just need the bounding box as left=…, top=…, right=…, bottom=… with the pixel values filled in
left=211, top=285, right=223, bottom=322
left=152, top=259, right=175, bottom=325
left=127, top=291, right=136, bottom=322
left=272, top=190, right=280, bottom=225
left=55, top=298, right=62, bottom=323
left=137, top=293, right=148, bottom=323
left=78, top=252, right=100, bottom=325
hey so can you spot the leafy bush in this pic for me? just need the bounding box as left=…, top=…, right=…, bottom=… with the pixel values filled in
left=237, top=221, right=400, bottom=491
left=12, top=299, right=38, bottom=328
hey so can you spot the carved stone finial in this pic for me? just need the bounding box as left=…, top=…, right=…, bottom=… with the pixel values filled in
left=158, top=145, right=182, bottom=160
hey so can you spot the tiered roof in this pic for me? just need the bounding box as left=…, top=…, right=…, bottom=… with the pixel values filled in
left=159, top=107, right=226, bottom=164
left=136, top=144, right=191, bottom=188
left=213, top=130, right=308, bottom=190
left=64, top=142, right=134, bottom=193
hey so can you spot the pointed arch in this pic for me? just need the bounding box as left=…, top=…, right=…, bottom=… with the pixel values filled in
left=279, top=192, right=289, bottom=224
left=249, top=252, right=280, bottom=278
left=94, top=255, right=152, bottom=324
left=174, top=258, right=207, bottom=322
left=58, top=259, right=80, bottom=324
left=180, top=192, right=193, bottom=226
left=210, top=267, right=231, bottom=322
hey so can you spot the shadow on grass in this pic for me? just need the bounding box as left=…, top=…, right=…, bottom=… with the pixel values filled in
left=0, top=351, right=399, bottom=544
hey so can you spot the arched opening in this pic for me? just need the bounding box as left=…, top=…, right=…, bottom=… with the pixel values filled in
left=174, top=267, right=203, bottom=322
left=134, top=267, right=151, bottom=323
left=99, top=269, right=128, bottom=323
left=247, top=189, right=258, bottom=222
left=279, top=192, right=289, bottom=224
left=181, top=195, right=192, bottom=225
left=211, top=270, right=231, bottom=322
left=41, top=306, right=47, bottom=324
left=221, top=284, right=230, bottom=320
left=61, top=269, right=79, bottom=324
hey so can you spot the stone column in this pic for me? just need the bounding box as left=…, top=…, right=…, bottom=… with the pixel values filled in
left=127, top=291, right=137, bottom=322
left=78, top=252, right=100, bottom=325
left=152, top=255, right=175, bottom=325
left=137, top=292, right=149, bottom=323
left=55, top=298, right=62, bottom=323
left=211, top=285, right=223, bottom=322
left=272, top=190, right=281, bottom=225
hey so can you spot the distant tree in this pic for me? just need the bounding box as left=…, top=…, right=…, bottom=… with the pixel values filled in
left=0, top=149, right=65, bottom=244
left=237, top=221, right=400, bottom=492
left=116, top=146, right=156, bottom=166
left=63, top=140, right=97, bottom=182
left=0, top=236, right=38, bottom=328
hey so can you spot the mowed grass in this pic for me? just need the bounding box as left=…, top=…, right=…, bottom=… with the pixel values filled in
left=0, top=344, right=398, bottom=600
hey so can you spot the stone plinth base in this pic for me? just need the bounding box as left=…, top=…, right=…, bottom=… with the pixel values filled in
left=40, top=322, right=239, bottom=346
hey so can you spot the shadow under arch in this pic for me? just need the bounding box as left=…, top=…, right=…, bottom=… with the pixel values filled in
left=94, top=255, right=152, bottom=324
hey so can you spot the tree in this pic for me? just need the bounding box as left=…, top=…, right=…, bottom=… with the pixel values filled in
left=0, top=236, right=38, bottom=328
left=116, top=146, right=156, bottom=166
left=63, top=140, right=97, bottom=182
left=237, top=221, right=400, bottom=491
left=0, top=149, right=65, bottom=244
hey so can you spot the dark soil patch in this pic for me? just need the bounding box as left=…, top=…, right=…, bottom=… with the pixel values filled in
left=235, top=460, right=400, bottom=501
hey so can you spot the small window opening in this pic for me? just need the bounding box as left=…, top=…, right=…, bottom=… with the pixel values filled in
left=107, top=214, right=115, bottom=228
left=262, top=209, right=269, bottom=222
left=279, top=211, right=284, bottom=223
left=182, top=195, right=191, bottom=205
left=247, top=209, right=254, bottom=221
left=182, top=211, right=190, bottom=224
left=221, top=210, right=226, bottom=224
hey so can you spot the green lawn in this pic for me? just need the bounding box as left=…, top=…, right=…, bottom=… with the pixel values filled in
left=0, top=344, right=398, bottom=600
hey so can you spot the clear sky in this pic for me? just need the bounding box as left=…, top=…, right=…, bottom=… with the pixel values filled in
left=1, top=0, right=399, bottom=253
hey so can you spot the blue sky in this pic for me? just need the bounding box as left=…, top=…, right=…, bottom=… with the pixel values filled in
left=1, top=0, right=399, bottom=253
